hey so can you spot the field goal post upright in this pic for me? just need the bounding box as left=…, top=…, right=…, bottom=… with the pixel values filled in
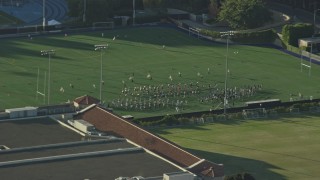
left=36, top=67, right=46, bottom=105
left=189, top=27, right=200, bottom=39
left=300, top=43, right=312, bottom=76
left=92, top=22, right=114, bottom=31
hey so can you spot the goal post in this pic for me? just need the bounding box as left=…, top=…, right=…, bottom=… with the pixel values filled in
left=92, top=22, right=114, bottom=30
left=300, top=44, right=313, bottom=76
left=36, top=68, right=46, bottom=105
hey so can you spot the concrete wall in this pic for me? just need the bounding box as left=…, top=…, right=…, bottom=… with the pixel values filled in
left=163, top=173, right=195, bottom=180
left=0, top=112, right=9, bottom=120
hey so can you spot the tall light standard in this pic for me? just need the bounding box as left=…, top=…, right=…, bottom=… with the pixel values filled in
left=94, top=44, right=107, bottom=103
left=133, top=0, right=136, bottom=26
left=43, top=0, right=46, bottom=31
left=83, top=0, right=86, bottom=23
left=41, top=50, right=55, bottom=105
left=220, top=31, right=234, bottom=119
left=314, top=9, right=320, bottom=35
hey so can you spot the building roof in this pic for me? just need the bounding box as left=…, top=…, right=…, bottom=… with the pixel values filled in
left=188, top=159, right=224, bottom=178
left=75, top=105, right=224, bottom=178
left=0, top=117, right=186, bottom=179
left=0, top=139, right=182, bottom=179
left=0, top=117, right=81, bottom=148
left=74, top=95, right=100, bottom=105
left=5, top=106, right=37, bottom=112
left=74, top=119, right=94, bottom=127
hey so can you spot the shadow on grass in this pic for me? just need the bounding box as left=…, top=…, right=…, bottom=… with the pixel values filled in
left=210, top=113, right=320, bottom=128
left=10, top=71, right=36, bottom=77
left=0, top=36, right=93, bottom=60
left=186, top=148, right=285, bottom=180
left=149, top=124, right=210, bottom=135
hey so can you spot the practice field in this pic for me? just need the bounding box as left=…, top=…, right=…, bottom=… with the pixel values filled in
left=152, top=115, right=320, bottom=180
left=1, top=26, right=320, bottom=117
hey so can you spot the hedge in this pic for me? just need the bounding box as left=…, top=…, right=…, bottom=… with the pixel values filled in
left=200, top=29, right=277, bottom=44
left=231, top=29, right=277, bottom=44
left=282, top=23, right=313, bottom=47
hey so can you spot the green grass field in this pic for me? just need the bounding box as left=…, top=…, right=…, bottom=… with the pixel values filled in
left=1, top=26, right=320, bottom=117
left=152, top=115, right=320, bottom=180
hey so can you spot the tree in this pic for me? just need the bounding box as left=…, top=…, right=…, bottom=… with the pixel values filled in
left=142, top=0, right=166, bottom=9
left=66, top=0, right=82, bottom=17
left=85, top=0, right=113, bottom=23
left=66, top=0, right=143, bottom=23
left=218, top=0, right=272, bottom=30
left=208, top=0, right=220, bottom=17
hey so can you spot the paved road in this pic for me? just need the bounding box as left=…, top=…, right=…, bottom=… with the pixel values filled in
left=267, top=2, right=320, bottom=32
left=0, top=0, right=68, bottom=26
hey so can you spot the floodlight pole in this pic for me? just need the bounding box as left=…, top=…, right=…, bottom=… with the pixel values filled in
left=314, top=9, right=320, bottom=35
left=133, top=0, right=136, bottom=26
left=300, top=49, right=303, bottom=72
left=41, top=50, right=55, bottom=105
left=309, top=43, right=313, bottom=76
left=43, top=0, right=46, bottom=31
left=220, top=31, right=234, bottom=120
left=95, top=45, right=107, bottom=103
left=83, top=0, right=86, bottom=23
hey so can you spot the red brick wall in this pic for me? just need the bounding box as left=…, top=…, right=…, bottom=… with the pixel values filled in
left=76, top=106, right=200, bottom=167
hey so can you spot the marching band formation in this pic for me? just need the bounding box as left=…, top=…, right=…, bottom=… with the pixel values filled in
left=108, top=82, right=262, bottom=111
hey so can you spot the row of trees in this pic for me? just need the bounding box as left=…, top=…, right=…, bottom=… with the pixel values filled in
left=66, top=0, right=272, bottom=30
left=67, top=0, right=143, bottom=23
left=219, top=0, right=272, bottom=29
left=266, top=0, right=319, bottom=11
left=66, top=0, right=212, bottom=22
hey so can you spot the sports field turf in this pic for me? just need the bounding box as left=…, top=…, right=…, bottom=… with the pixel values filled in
left=152, top=115, right=320, bottom=180
left=1, top=26, right=320, bottom=117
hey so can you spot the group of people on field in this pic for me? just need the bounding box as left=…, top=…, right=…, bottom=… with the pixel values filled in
left=109, top=82, right=262, bottom=111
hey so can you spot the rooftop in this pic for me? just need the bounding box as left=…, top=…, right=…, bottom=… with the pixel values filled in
left=0, top=117, right=81, bottom=148
left=74, top=95, right=100, bottom=105
left=0, top=117, right=185, bottom=179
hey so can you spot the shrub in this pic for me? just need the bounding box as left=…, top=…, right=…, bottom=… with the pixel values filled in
left=231, top=29, right=277, bottom=44
left=205, top=18, right=218, bottom=24
left=161, top=114, right=179, bottom=126
left=200, top=29, right=277, bottom=44
left=199, top=29, right=221, bottom=38
left=282, top=23, right=313, bottom=47
left=178, top=117, right=190, bottom=124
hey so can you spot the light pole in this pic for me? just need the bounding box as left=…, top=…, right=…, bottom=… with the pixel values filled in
left=133, top=0, right=136, bottom=26
left=94, top=44, right=107, bottom=103
left=314, top=9, right=320, bottom=35
left=313, top=9, right=320, bottom=35
left=83, top=0, right=86, bottom=23
left=309, top=42, right=313, bottom=76
left=220, top=31, right=235, bottom=119
left=41, top=50, right=55, bottom=105
left=43, top=0, right=46, bottom=31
